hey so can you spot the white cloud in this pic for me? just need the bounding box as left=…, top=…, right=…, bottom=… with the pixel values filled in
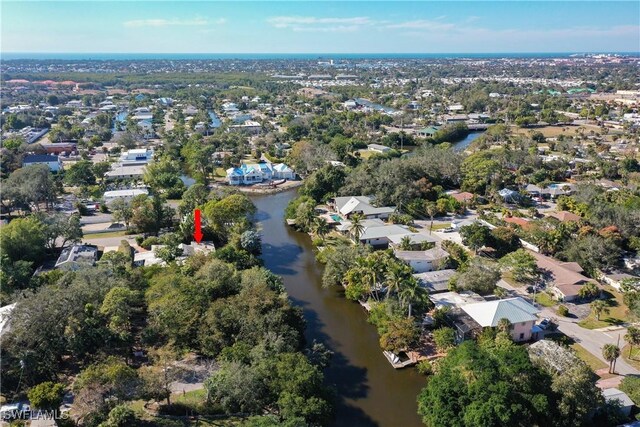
left=267, top=16, right=374, bottom=32
left=123, top=17, right=216, bottom=28
left=385, top=20, right=456, bottom=31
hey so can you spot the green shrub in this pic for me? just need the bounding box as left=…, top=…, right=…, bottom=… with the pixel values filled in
left=140, top=236, right=161, bottom=250
left=416, top=360, right=433, bottom=376
left=558, top=305, right=569, bottom=317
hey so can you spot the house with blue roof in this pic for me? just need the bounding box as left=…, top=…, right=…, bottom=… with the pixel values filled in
left=226, top=162, right=295, bottom=185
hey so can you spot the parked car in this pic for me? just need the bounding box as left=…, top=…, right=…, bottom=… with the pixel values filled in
left=442, top=227, right=455, bottom=233
left=539, top=318, right=551, bottom=330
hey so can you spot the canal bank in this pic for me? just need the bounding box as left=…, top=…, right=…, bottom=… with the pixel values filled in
left=253, top=190, right=425, bottom=427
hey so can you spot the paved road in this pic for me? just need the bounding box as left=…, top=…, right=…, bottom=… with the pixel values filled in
left=539, top=306, right=639, bottom=375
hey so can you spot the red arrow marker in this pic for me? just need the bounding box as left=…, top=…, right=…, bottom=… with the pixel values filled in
left=193, top=209, right=203, bottom=243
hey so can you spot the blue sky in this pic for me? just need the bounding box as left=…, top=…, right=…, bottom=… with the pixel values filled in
left=2, top=1, right=639, bottom=53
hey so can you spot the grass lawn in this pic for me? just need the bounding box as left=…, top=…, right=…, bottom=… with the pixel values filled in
left=83, top=230, right=128, bottom=239
left=430, top=222, right=452, bottom=231
left=175, top=388, right=207, bottom=405
left=533, top=292, right=556, bottom=308
left=622, top=344, right=640, bottom=371
left=215, top=167, right=227, bottom=177
left=570, top=343, right=608, bottom=372
left=356, top=149, right=376, bottom=159
left=511, top=124, right=603, bottom=138
left=578, top=287, right=628, bottom=330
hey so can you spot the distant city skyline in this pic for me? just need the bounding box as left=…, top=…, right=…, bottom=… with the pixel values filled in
left=2, top=1, right=639, bottom=54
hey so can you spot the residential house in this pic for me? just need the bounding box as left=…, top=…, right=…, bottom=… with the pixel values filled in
left=394, top=247, right=449, bottom=273
left=103, top=188, right=149, bottom=206
left=602, top=389, right=634, bottom=417
left=55, top=244, right=98, bottom=271
left=22, top=154, right=62, bottom=172
left=416, top=126, right=440, bottom=138
left=105, top=164, right=145, bottom=181
left=414, top=269, right=456, bottom=294
left=42, top=142, right=77, bottom=155
left=133, top=242, right=215, bottom=267
left=449, top=191, right=475, bottom=204
left=228, top=120, right=262, bottom=134
left=530, top=251, right=599, bottom=301
left=461, top=297, right=540, bottom=342
left=120, top=148, right=153, bottom=164
left=547, top=211, right=581, bottom=223
left=429, top=291, right=485, bottom=341
left=272, top=163, right=296, bottom=180
left=226, top=162, right=293, bottom=185
left=599, top=272, right=640, bottom=292
left=504, top=216, right=532, bottom=229
left=331, top=196, right=395, bottom=220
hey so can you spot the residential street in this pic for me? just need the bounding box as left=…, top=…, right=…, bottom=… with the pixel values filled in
left=539, top=306, right=639, bottom=375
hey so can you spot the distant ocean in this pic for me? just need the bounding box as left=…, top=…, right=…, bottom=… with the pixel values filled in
left=2, top=52, right=639, bottom=60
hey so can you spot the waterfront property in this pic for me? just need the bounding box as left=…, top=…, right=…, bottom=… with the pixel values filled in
left=394, top=246, right=449, bottom=273
left=226, top=161, right=295, bottom=185
left=413, top=269, right=457, bottom=294
left=331, top=196, right=395, bottom=220
left=460, top=297, right=540, bottom=342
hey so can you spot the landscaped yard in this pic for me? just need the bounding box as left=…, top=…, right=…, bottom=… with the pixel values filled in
left=577, top=287, right=628, bottom=330
left=533, top=292, right=555, bottom=308
left=622, top=344, right=640, bottom=371
left=430, top=222, right=452, bottom=231
left=83, top=230, right=128, bottom=239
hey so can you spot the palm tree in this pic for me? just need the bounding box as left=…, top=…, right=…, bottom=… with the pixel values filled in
left=349, top=214, right=365, bottom=242
left=399, top=235, right=413, bottom=251
left=384, top=264, right=405, bottom=300
left=602, top=344, right=621, bottom=374
left=590, top=299, right=609, bottom=321
left=497, top=318, right=512, bottom=335
left=424, top=202, right=437, bottom=234
left=399, top=278, right=428, bottom=319
left=625, top=326, right=640, bottom=360
left=312, top=217, right=330, bottom=243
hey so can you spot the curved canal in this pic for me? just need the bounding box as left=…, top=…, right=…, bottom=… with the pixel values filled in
left=253, top=190, right=425, bottom=427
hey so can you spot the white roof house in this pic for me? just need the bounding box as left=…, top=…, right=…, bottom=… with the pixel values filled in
left=120, top=148, right=153, bottom=164
left=333, top=196, right=396, bottom=219
left=394, top=247, right=449, bottom=273
left=103, top=188, right=148, bottom=205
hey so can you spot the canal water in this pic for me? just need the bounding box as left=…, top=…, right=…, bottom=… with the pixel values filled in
left=453, top=131, right=483, bottom=151
left=253, top=190, right=426, bottom=427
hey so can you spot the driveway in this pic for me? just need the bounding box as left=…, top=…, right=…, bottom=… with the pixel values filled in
left=538, top=306, right=639, bottom=375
